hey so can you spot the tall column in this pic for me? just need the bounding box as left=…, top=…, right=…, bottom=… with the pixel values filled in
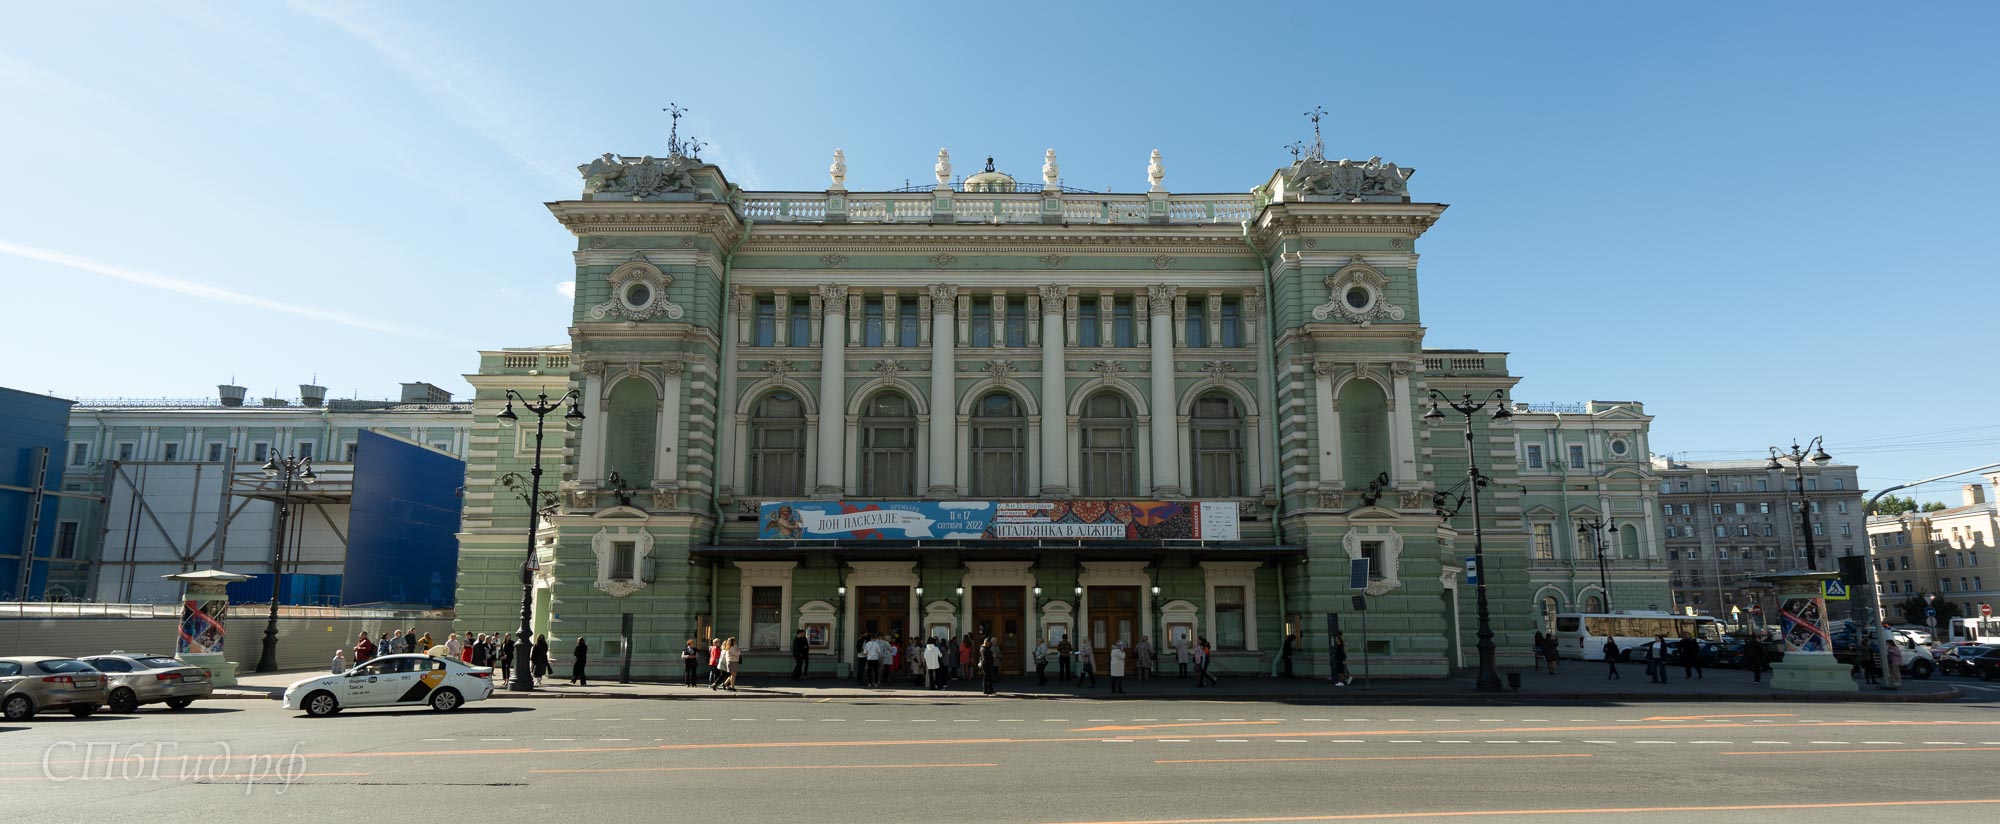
left=1038, top=283, right=1070, bottom=496
left=657, top=361, right=684, bottom=487
left=1312, top=361, right=1341, bottom=489
left=816, top=284, right=849, bottom=496
left=927, top=285, right=959, bottom=496
left=577, top=361, right=607, bottom=484
left=1147, top=284, right=1181, bottom=497
left=1390, top=361, right=1417, bottom=485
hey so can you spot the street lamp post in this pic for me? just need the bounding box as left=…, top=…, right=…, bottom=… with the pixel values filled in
left=254, top=453, right=317, bottom=673
left=497, top=389, right=584, bottom=692
left=1576, top=516, right=1610, bottom=613
left=1767, top=438, right=1832, bottom=571
left=1425, top=389, right=1512, bottom=692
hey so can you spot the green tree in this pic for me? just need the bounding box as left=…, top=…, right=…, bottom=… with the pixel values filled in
left=1894, top=594, right=1964, bottom=626
left=1869, top=495, right=1919, bottom=516
left=1921, top=501, right=1950, bottom=513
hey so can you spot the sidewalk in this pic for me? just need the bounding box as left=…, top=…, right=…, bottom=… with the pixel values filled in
left=215, top=664, right=1963, bottom=704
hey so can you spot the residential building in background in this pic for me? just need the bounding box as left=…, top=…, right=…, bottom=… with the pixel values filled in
left=1865, top=474, right=2000, bottom=621
left=1650, top=456, right=1865, bottom=620
left=52, top=383, right=472, bottom=605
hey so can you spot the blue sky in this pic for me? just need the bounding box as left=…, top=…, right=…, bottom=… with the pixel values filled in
left=3, top=2, right=1997, bottom=500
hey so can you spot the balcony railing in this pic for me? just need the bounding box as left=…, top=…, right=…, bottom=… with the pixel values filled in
left=734, top=191, right=1258, bottom=226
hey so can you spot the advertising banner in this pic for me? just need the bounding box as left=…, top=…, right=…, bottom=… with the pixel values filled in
left=1779, top=595, right=1829, bottom=653
left=178, top=600, right=227, bottom=655
left=759, top=500, right=1240, bottom=542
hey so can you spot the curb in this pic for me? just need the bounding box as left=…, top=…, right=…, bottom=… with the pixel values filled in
left=397, top=686, right=1963, bottom=704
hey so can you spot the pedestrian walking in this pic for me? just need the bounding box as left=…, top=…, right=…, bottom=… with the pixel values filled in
left=908, top=638, right=925, bottom=685
left=1174, top=634, right=1190, bottom=678
left=1602, top=638, right=1620, bottom=680
left=570, top=637, right=590, bottom=686
left=331, top=649, right=346, bottom=674
left=853, top=635, right=869, bottom=686
left=721, top=637, right=740, bottom=691
left=1542, top=634, right=1560, bottom=675
left=1332, top=632, right=1351, bottom=686
left=1194, top=637, right=1220, bottom=687
left=445, top=632, right=462, bottom=661
left=861, top=634, right=883, bottom=687
left=498, top=634, right=516, bottom=682
left=404, top=629, right=418, bottom=655
left=1533, top=631, right=1547, bottom=673
left=1057, top=635, right=1075, bottom=682
left=790, top=629, right=810, bottom=681
left=1136, top=636, right=1155, bottom=682
left=1884, top=641, right=1904, bottom=690
left=531, top=633, right=551, bottom=684
left=958, top=635, right=974, bottom=680
left=1678, top=635, right=1702, bottom=679
left=1646, top=635, right=1669, bottom=684
left=1077, top=636, right=1097, bottom=687
left=925, top=638, right=945, bottom=689
left=1033, top=638, right=1050, bottom=685
left=353, top=632, right=376, bottom=665
left=1744, top=636, right=1768, bottom=684
left=1109, top=642, right=1127, bottom=694
left=1279, top=632, right=1297, bottom=678
left=708, top=638, right=724, bottom=687
left=418, top=631, right=434, bottom=652
left=682, top=639, right=700, bottom=687
left=980, top=637, right=999, bottom=695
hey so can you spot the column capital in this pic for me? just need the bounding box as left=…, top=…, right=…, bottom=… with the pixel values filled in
left=1147, top=284, right=1177, bottom=314
left=1037, top=284, right=1069, bottom=314
left=818, top=284, right=850, bottom=311
left=928, top=284, right=959, bottom=307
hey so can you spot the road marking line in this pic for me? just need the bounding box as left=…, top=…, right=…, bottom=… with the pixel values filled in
left=1582, top=740, right=1617, bottom=745
left=1862, top=741, right=1902, bottom=745
left=730, top=718, right=756, bottom=722
left=1277, top=740, right=1307, bottom=743
left=1387, top=718, right=1414, bottom=722
left=1217, top=739, right=1249, bottom=743
left=1723, top=747, right=2000, bottom=756
left=1485, top=741, right=1518, bottom=744
left=1521, top=719, right=1549, bottom=722
left=1527, top=740, right=1562, bottom=744
left=1303, top=718, right=1331, bottom=722
left=1328, top=740, right=1365, bottom=744
left=1154, top=753, right=1592, bottom=766
left=1923, top=741, right=1966, bottom=745
left=1389, top=740, right=1422, bottom=744
left=1752, top=741, right=1790, bottom=744
left=479, top=739, right=512, bottom=742
left=1634, top=741, right=1675, bottom=744
left=1644, top=713, right=1795, bottom=721
left=776, top=718, right=802, bottom=722
left=1134, top=718, right=1158, bottom=722
left=1076, top=721, right=1280, bottom=732
left=1038, top=798, right=2000, bottom=823
left=533, top=763, right=999, bottom=775
left=1688, top=741, right=1731, bottom=744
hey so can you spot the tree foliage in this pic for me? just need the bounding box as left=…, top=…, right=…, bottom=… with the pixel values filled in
left=1894, top=594, right=1963, bottom=626
left=1921, top=501, right=1950, bottom=512
left=1869, top=495, right=1919, bottom=516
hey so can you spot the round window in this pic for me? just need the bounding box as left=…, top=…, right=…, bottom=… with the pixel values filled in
left=623, top=282, right=652, bottom=308
left=1344, top=285, right=1372, bottom=310
left=1610, top=439, right=1629, bottom=456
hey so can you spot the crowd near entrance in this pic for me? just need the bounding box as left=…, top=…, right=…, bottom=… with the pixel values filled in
left=970, top=586, right=1026, bottom=675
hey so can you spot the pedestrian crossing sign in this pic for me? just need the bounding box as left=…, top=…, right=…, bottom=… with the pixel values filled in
left=1822, top=579, right=1850, bottom=601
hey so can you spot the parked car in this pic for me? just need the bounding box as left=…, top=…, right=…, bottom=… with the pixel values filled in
left=1966, top=647, right=2000, bottom=681
left=283, top=653, right=493, bottom=717
left=1944, top=644, right=1992, bottom=676
left=1832, top=623, right=1937, bottom=679
left=0, top=657, right=109, bottom=720
left=1890, top=625, right=1936, bottom=645
left=1702, top=639, right=1750, bottom=669
left=79, top=653, right=213, bottom=713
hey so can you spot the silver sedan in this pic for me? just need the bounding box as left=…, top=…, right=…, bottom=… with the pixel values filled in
left=0, top=657, right=109, bottom=720
left=79, top=653, right=214, bottom=713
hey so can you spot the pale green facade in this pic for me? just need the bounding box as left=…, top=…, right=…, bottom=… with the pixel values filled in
left=454, top=148, right=1666, bottom=680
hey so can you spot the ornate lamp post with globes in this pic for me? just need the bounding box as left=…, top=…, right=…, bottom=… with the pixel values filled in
left=1767, top=437, right=1833, bottom=571
left=497, top=389, right=583, bottom=692
left=1424, top=389, right=1512, bottom=692
left=1576, top=516, right=1610, bottom=613
left=254, top=453, right=316, bottom=673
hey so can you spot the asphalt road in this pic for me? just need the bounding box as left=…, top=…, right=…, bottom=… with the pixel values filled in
left=5, top=691, right=1999, bottom=823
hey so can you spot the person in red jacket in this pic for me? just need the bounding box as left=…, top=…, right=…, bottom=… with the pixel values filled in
left=353, top=632, right=376, bottom=665
left=706, top=638, right=723, bottom=687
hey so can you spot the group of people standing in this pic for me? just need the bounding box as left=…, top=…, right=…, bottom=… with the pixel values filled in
left=334, top=629, right=560, bottom=686
left=681, top=637, right=742, bottom=691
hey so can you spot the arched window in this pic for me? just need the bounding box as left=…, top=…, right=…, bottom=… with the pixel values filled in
left=748, top=391, right=806, bottom=497
left=605, top=379, right=658, bottom=486
left=1337, top=378, right=1390, bottom=485
left=1079, top=392, right=1135, bottom=497
left=1539, top=595, right=1560, bottom=633
left=859, top=392, right=915, bottom=497
left=969, top=392, right=1026, bottom=497
left=1584, top=594, right=1604, bottom=613
left=1190, top=392, right=1243, bottom=497
left=1619, top=523, right=1641, bottom=560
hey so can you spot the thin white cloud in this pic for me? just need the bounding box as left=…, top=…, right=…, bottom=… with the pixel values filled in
left=0, top=240, right=451, bottom=342
left=287, top=0, right=575, bottom=189
left=555, top=281, right=575, bottom=300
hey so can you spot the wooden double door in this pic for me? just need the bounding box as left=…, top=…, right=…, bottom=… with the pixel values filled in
left=1088, top=586, right=1141, bottom=672
left=968, top=586, right=1025, bottom=675
left=856, top=586, right=910, bottom=643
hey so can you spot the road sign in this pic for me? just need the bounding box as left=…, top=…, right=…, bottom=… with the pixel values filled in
left=1731, top=605, right=1742, bottom=617
left=1984, top=603, right=1993, bottom=617
left=1684, top=606, right=1696, bottom=616
left=1464, top=557, right=1478, bottom=585
left=1925, top=606, right=1937, bottom=618
left=1821, top=580, right=1850, bottom=601
left=1349, top=558, right=1370, bottom=591
left=524, top=554, right=540, bottom=571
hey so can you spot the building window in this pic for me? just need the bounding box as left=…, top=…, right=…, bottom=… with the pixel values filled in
left=1077, top=301, right=1100, bottom=347
left=1811, top=523, right=1823, bottom=537
left=1719, top=549, right=1731, bottom=561
left=1190, top=393, right=1243, bottom=498
left=206, top=442, right=225, bottom=462
left=969, top=393, right=1027, bottom=497
left=116, top=442, right=136, bottom=462
left=862, top=298, right=886, bottom=347
left=1737, top=525, right=1750, bottom=537
left=750, top=586, right=783, bottom=650
left=1660, top=481, right=1671, bottom=494
left=1806, top=477, right=1818, bottom=491
left=1712, top=504, right=1724, bottom=516
left=252, top=442, right=270, bottom=462
left=1219, top=299, right=1242, bottom=347
left=1840, top=522, right=1852, bottom=537
left=1734, top=502, right=1746, bottom=515
left=1836, top=501, right=1848, bottom=514
left=609, top=541, right=637, bottom=580
left=1708, top=480, right=1720, bottom=492
left=1568, top=444, right=1586, bottom=470
left=1888, top=580, right=1900, bottom=594
left=754, top=299, right=776, bottom=347
left=1731, top=481, right=1744, bottom=492
left=1833, top=478, right=1844, bottom=490
left=1079, top=392, right=1136, bottom=497
left=1533, top=523, right=1555, bottom=560
left=1762, top=524, right=1774, bottom=537
left=1681, top=504, right=1692, bottom=515
left=1111, top=299, right=1134, bottom=347
left=605, top=379, right=659, bottom=485
left=1976, top=576, right=1984, bottom=590
left=788, top=302, right=812, bottom=346
left=161, top=443, right=180, bottom=462
left=1360, top=540, right=1386, bottom=579
left=295, top=442, right=315, bottom=461
left=1678, top=481, right=1689, bottom=493
left=1004, top=301, right=1027, bottom=348
left=344, top=442, right=360, bottom=462
left=1900, top=557, right=1911, bottom=570
left=1809, top=501, right=1820, bottom=514
left=898, top=302, right=920, bottom=347
left=55, top=522, right=79, bottom=559
left=859, top=392, right=916, bottom=497
left=1944, top=579, right=1954, bottom=593
left=970, top=302, right=993, bottom=348
left=69, top=443, right=90, bottom=466
left=1214, top=585, right=1246, bottom=649
left=749, top=392, right=807, bottom=497
left=1526, top=444, right=1544, bottom=470
left=1715, top=525, right=1727, bottom=538
left=1185, top=299, right=1207, bottom=347
left=1759, top=502, right=1771, bottom=514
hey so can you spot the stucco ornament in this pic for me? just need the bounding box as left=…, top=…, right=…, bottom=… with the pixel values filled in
left=1342, top=527, right=1404, bottom=596
left=591, top=527, right=654, bottom=598
left=589, top=256, right=685, bottom=321
left=579, top=153, right=701, bottom=198
left=1287, top=156, right=1413, bottom=202
left=1312, top=260, right=1405, bottom=324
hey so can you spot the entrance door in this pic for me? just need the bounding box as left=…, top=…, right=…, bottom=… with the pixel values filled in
left=856, top=586, right=910, bottom=645
left=1087, top=586, right=1140, bottom=672
left=970, top=586, right=1026, bottom=675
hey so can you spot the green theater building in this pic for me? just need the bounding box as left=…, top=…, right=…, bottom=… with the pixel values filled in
left=453, top=140, right=1670, bottom=680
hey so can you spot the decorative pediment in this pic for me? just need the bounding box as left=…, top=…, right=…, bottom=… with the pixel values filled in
left=1347, top=503, right=1403, bottom=521
left=1522, top=504, right=1560, bottom=518
left=593, top=505, right=652, bottom=521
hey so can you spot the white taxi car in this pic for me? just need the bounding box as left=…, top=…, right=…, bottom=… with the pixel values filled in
left=283, top=654, right=494, bottom=717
